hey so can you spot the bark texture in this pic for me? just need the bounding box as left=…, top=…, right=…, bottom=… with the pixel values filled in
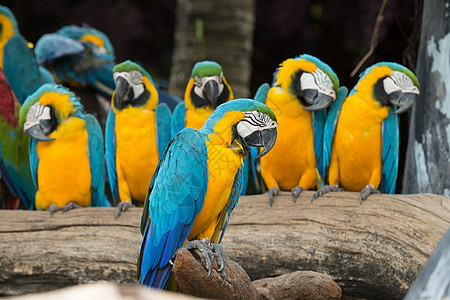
left=403, top=0, right=450, bottom=197
left=169, top=0, right=255, bottom=98
left=0, top=192, right=449, bottom=299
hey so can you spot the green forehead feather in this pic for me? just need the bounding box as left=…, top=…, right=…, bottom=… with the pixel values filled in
left=113, top=60, right=153, bottom=83
left=191, top=61, right=223, bottom=78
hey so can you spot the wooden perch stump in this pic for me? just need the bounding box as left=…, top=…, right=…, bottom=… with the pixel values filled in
left=0, top=192, right=449, bottom=299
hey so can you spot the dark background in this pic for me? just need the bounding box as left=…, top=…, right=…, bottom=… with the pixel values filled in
left=1, top=0, right=422, bottom=191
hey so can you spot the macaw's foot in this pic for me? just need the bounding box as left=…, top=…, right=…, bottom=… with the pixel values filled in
left=291, top=185, right=305, bottom=203
left=46, top=204, right=60, bottom=217
left=311, top=184, right=343, bottom=202
left=267, top=187, right=280, bottom=207
left=359, top=185, right=380, bottom=203
left=62, top=202, right=83, bottom=213
left=181, top=238, right=227, bottom=285
left=114, top=201, right=135, bottom=219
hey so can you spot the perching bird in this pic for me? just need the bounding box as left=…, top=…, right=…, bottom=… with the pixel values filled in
left=170, top=60, right=234, bottom=138
left=138, top=99, right=277, bottom=289
left=0, top=69, right=35, bottom=209
left=105, top=60, right=172, bottom=217
left=252, top=54, right=342, bottom=205
left=0, top=5, right=54, bottom=104
left=19, top=83, right=110, bottom=214
left=313, top=62, right=420, bottom=202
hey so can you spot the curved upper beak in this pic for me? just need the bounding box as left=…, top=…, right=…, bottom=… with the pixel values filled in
left=115, top=76, right=133, bottom=102
left=25, top=124, right=54, bottom=141
left=303, top=90, right=335, bottom=112
left=203, top=80, right=219, bottom=108
left=244, top=128, right=277, bottom=159
left=392, top=92, right=418, bottom=114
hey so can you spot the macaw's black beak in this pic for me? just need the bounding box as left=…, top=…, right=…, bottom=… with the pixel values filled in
left=26, top=123, right=54, bottom=141
left=303, top=90, right=335, bottom=111
left=115, top=76, right=133, bottom=102
left=244, top=128, right=277, bottom=159
left=203, top=80, right=219, bottom=108
left=391, top=92, right=418, bottom=114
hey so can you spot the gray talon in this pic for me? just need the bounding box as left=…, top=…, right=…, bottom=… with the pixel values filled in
left=62, top=202, right=82, bottom=213
left=46, top=204, right=60, bottom=217
left=291, top=185, right=305, bottom=202
left=359, top=185, right=380, bottom=203
left=181, top=239, right=227, bottom=284
left=267, top=187, right=280, bottom=206
left=114, top=201, right=135, bottom=219
left=311, top=184, right=343, bottom=202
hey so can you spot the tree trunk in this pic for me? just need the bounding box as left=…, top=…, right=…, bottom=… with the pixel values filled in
left=168, top=0, right=255, bottom=98
left=0, top=192, right=449, bottom=299
left=403, top=0, right=450, bottom=197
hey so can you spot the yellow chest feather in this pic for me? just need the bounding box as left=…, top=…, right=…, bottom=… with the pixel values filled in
left=115, top=107, right=159, bottom=202
left=35, top=117, right=91, bottom=210
left=185, top=107, right=213, bottom=130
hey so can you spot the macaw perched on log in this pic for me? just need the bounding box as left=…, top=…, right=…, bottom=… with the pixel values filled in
left=0, top=5, right=54, bottom=105
left=252, top=54, right=343, bottom=206
left=105, top=60, right=172, bottom=217
left=313, top=62, right=420, bottom=202
left=138, top=99, right=277, bottom=290
left=19, top=83, right=110, bottom=215
left=0, top=69, right=35, bottom=209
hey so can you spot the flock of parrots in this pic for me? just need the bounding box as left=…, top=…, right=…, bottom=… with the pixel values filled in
left=0, top=5, right=420, bottom=291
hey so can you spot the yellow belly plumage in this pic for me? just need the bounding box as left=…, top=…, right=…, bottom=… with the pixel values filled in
left=188, top=140, right=243, bottom=242
left=260, top=87, right=318, bottom=191
left=35, top=117, right=91, bottom=210
left=328, top=95, right=389, bottom=191
left=115, top=107, right=158, bottom=205
left=185, top=107, right=213, bottom=130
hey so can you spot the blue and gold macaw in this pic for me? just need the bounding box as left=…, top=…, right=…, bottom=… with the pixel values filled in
left=0, top=69, right=35, bottom=209
left=105, top=60, right=172, bottom=217
left=137, top=99, right=277, bottom=289
left=252, top=54, right=344, bottom=205
left=0, top=5, right=54, bottom=105
left=19, top=83, right=109, bottom=214
left=313, top=62, right=420, bottom=202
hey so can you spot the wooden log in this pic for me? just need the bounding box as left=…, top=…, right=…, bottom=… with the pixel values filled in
left=0, top=192, right=449, bottom=299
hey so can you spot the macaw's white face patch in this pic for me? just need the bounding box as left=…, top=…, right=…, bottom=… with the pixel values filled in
left=193, top=73, right=225, bottom=98
left=300, top=68, right=336, bottom=100
left=114, top=70, right=145, bottom=98
left=237, top=110, right=277, bottom=138
left=383, top=71, right=420, bottom=95
left=23, top=102, right=52, bottom=131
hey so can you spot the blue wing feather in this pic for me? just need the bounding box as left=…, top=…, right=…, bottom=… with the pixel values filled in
left=138, top=128, right=208, bottom=288
left=85, top=114, right=109, bottom=207
left=239, top=157, right=249, bottom=196
left=323, top=86, right=348, bottom=181
left=157, top=88, right=182, bottom=111
left=312, top=110, right=326, bottom=185
left=155, top=103, right=172, bottom=158
left=380, top=108, right=399, bottom=194
left=3, top=35, right=45, bottom=105
left=105, top=109, right=119, bottom=205
left=29, top=139, right=39, bottom=190
left=170, top=102, right=186, bottom=139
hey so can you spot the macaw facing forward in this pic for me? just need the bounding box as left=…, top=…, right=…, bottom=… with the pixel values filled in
left=313, top=62, right=420, bottom=202
left=19, top=83, right=109, bottom=214
left=138, top=99, right=277, bottom=290
left=252, top=54, right=344, bottom=205
left=105, top=60, right=172, bottom=217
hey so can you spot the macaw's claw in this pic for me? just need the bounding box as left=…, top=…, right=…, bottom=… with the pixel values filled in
left=181, top=238, right=227, bottom=285
left=62, top=202, right=82, bottom=213
left=291, top=185, right=305, bottom=202
left=114, top=201, right=135, bottom=219
left=311, top=184, right=343, bottom=202
left=267, top=187, right=280, bottom=207
left=359, top=185, right=380, bottom=203
left=46, top=204, right=60, bottom=217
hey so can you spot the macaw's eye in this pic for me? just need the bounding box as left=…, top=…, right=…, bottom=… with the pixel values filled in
left=218, top=72, right=223, bottom=84
left=194, top=76, right=202, bottom=87
left=129, top=70, right=143, bottom=85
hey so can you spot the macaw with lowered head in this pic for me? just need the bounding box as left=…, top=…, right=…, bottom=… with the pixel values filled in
left=313, top=62, right=420, bottom=202
left=138, top=99, right=277, bottom=290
